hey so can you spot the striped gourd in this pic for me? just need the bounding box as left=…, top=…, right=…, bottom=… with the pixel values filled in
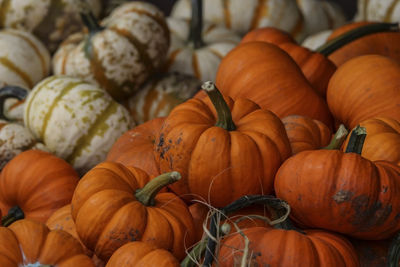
left=24, top=75, right=134, bottom=175
left=125, top=72, right=201, bottom=124
left=171, top=0, right=306, bottom=40
left=0, top=120, right=47, bottom=170
left=53, top=1, right=170, bottom=101
left=0, top=0, right=102, bottom=52
left=355, top=0, right=400, bottom=22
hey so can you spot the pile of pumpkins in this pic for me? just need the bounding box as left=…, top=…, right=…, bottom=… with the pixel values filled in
left=0, top=0, right=400, bottom=266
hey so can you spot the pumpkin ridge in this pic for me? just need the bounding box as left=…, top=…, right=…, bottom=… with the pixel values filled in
left=0, top=0, right=11, bottom=28
left=40, top=81, right=83, bottom=138
left=0, top=57, right=33, bottom=88
left=66, top=101, right=119, bottom=164
left=5, top=30, right=47, bottom=77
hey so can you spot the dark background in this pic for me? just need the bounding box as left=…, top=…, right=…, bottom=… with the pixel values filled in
left=144, top=0, right=358, bottom=20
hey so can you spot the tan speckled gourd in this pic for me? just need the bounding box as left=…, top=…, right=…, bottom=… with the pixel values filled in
left=355, top=0, right=400, bottom=23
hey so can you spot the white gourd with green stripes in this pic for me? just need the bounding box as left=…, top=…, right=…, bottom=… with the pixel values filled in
left=0, top=0, right=102, bottom=52
left=24, top=76, right=134, bottom=175
left=166, top=17, right=240, bottom=82
left=52, top=1, right=170, bottom=101
left=171, top=0, right=306, bottom=41
left=355, top=0, right=400, bottom=22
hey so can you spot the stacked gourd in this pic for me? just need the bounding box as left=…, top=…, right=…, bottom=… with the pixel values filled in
left=0, top=0, right=400, bottom=266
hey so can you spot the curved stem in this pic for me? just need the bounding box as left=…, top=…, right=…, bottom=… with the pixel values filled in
left=79, top=1, right=104, bottom=59
left=317, top=23, right=399, bottom=56
left=135, top=172, right=181, bottom=206
left=345, top=125, right=367, bottom=154
left=188, top=0, right=204, bottom=49
left=0, top=86, right=28, bottom=120
left=388, top=232, right=400, bottom=267
left=1, top=206, right=24, bottom=227
left=322, top=124, right=349, bottom=150
left=202, top=81, right=236, bottom=131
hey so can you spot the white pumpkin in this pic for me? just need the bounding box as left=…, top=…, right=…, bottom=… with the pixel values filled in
left=0, top=120, right=47, bottom=170
left=301, top=29, right=332, bottom=50
left=171, top=0, right=306, bottom=40
left=0, top=0, right=102, bottom=52
left=296, top=0, right=346, bottom=36
left=53, top=1, right=170, bottom=101
left=166, top=17, right=240, bottom=82
left=125, top=72, right=201, bottom=124
left=355, top=0, right=400, bottom=22
left=24, top=75, right=134, bottom=175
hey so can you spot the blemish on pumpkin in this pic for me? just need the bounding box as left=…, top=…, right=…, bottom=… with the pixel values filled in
left=176, top=136, right=182, bottom=145
left=333, top=190, right=354, bottom=203
left=382, top=186, right=388, bottom=193
left=351, top=195, right=392, bottom=229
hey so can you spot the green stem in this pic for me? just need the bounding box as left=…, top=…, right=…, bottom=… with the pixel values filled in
left=1, top=206, right=24, bottom=227
left=202, top=81, right=236, bottom=131
left=79, top=2, right=104, bottom=59
left=388, top=232, right=400, bottom=267
left=135, top=172, right=181, bottom=206
left=317, top=22, right=399, bottom=56
left=0, top=86, right=28, bottom=120
left=322, top=124, right=349, bottom=150
left=188, top=0, right=204, bottom=49
left=345, top=126, right=367, bottom=154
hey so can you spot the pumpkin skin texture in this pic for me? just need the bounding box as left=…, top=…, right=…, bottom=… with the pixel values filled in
left=327, top=55, right=400, bottom=129
left=53, top=2, right=170, bottom=101
left=71, top=162, right=196, bottom=261
left=350, top=238, right=391, bottom=267
left=155, top=90, right=292, bottom=207
left=165, top=18, right=240, bottom=82
left=23, top=75, right=134, bottom=175
left=0, top=150, right=79, bottom=223
left=106, top=242, right=180, bottom=267
left=106, top=117, right=164, bottom=178
left=342, top=117, right=400, bottom=166
left=171, top=0, right=305, bottom=40
left=0, top=0, right=102, bottom=52
left=125, top=72, right=201, bottom=124
left=0, top=120, right=47, bottom=170
left=215, top=42, right=333, bottom=127
left=0, top=219, right=95, bottom=267
left=217, top=226, right=359, bottom=267
left=274, top=150, right=400, bottom=240
left=282, top=115, right=331, bottom=154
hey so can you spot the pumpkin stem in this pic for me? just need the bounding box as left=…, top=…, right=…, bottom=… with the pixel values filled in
left=202, top=81, right=236, bottom=131
left=1, top=206, right=24, bottom=227
left=322, top=124, right=349, bottom=150
left=317, top=22, right=399, bottom=56
left=135, top=172, right=181, bottom=206
left=0, top=86, right=28, bottom=120
left=345, top=125, right=367, bottom=154
left=188, top=0, right=205, bottom=49
left=79, top=1, right=104, bottom=59
left=388, top=232, right=400, bottom=267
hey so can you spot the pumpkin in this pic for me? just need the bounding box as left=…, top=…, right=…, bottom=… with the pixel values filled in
left=301, top=29, right=332, bottom=50
left=214, top=42, right=333, bottom=127
left=125, top=72, right=201, bottom=124
left=20, top=75, right=133, bottom=175
left=106, top=242, right=180, bottom=267
left=327, top=55, right=400, bottom=129
left=156, top=81, right=291, bottom=207
left=107, top=117, right=164, bottom=178
left=282, top=115, right=332, bottom=154
left=274, top=127, right=400, bottom=240
left=0, top=0, right=102, bottom=52
left=0, top=150, right=79, bottom=225
left=0, top=219, right=95, bottom=267
left=351, top=238, right=391, bottom=267
left=171, top=0, right=305, bottom=40
left=342, top=117, right=400, bottom=165
left=166, top=0, right=240, bottom=82
left=53, top=1, right=170, bottom=101
left=354, top=0, right=400, bottom=23
left=71, top=162, right=196, bottom=261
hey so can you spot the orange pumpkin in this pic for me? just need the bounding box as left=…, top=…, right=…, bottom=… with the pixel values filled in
left=106, top=241, right=180, bottom=267
left=351, top=238, right=391, bottom=267
left=0, top=219, right=94, bottom=267
left=106, top=117, right=165, bottom=177
left=156, top=82, right=291, bottom=207
left=71, top=162, right=195, bottom=261
left=0, top=150, right=79, bottom=224
left=327, top=55, right=400, bottom=129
